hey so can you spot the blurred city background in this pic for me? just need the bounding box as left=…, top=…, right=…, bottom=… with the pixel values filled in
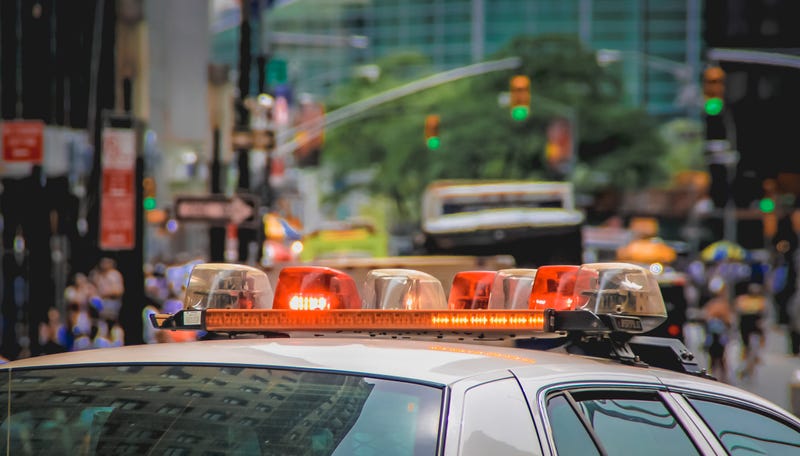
left=3, top=0, right=800, bottom=410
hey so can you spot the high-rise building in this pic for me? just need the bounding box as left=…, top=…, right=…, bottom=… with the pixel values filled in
left=212, top=0, right=703, bottom=118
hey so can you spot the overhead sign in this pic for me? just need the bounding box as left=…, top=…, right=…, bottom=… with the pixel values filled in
left=266, top=58, right=287, bottom=86
left=175, top=194, right=259, bottom=227
left=100, top=128, right=137, bottom=250
left=1, top=120, right=44, bottom=163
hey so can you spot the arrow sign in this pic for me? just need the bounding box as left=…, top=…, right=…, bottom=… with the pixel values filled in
left=174, top=194, right=259, bottom=227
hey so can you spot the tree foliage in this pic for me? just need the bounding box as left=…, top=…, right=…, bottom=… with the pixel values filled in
left=322, top=35, right=670, bottom=223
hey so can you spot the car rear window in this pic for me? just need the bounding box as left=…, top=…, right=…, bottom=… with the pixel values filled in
left=0, top=365, right=442, bottom=455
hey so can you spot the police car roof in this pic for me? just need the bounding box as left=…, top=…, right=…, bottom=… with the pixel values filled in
left=0, top=337, right=776, bottom=409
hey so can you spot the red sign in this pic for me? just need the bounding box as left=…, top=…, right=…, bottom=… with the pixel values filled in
left=2, top=120, right=44, bottom=163
left=100, top=128, right=136, bottom=250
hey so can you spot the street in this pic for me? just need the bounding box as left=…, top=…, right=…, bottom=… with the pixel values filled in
left=685, top=321, right=800, bottom=416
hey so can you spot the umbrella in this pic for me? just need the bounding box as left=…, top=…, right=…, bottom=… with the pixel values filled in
left=264, top=213, right=302, bottom=241
left=616, top=238, right=677, bottom=264
left=701, top=240, right=749, bottom=263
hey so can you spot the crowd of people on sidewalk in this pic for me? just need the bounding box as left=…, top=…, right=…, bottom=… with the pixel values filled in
left=22, top=257, right=199, bottom=358
left=693, top=242, right=800, bottom=382
left=699, top=275, right=768, bottom=383
left=39, top=257, right=126, bottom=354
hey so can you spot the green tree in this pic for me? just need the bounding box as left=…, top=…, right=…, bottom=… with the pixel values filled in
left=322, top=35, right=669, bottom=223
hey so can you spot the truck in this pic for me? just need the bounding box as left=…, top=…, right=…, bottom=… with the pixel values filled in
left=419, top=180, right=585, bottom=267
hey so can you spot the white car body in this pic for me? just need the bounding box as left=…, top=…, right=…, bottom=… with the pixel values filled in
left=2, top=336, right=797, bottom=455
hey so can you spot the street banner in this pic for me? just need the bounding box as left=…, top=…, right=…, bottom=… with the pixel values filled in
left=100, top=128, right=136, bottom=250
left=1, top=120, right=44, bottom=163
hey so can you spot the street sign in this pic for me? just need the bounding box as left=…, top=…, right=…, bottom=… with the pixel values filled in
left=100, top=128, right=136, bottom=250
left=1, top=120, right=44, bottom=163
left=174, top=194, right=259, bottom=227
left=266, top=59, right=287, bottom=86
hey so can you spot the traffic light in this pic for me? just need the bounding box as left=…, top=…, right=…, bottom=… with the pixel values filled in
left=759, top=197, right=776, bottom=213
left=761, top=178, right=778, bottom=238
left=509, top=75, right=531, bottom=121
left=703, top=66, right=725, bottom=116
left=424, top=114, right=441, bottom=150
left=143, top=177, right=156, bottom=211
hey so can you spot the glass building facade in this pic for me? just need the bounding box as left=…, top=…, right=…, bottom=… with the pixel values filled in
left=212, top=0, right=702, bottom=117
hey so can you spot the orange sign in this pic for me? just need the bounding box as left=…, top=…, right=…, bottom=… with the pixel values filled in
left=100, top=128, right=136, bottom=250
left=2, top=120, right=44, bottom=163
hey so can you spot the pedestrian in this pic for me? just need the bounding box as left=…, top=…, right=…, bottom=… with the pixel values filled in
left=64, top=272, right=98, bottom=311
left=772, top=216, right=798, bottom=325
left=90, top=257, right=125, bottom=327
left=734, top=282, right=767, bottom=378
left=38, top=308, right=68, bottom=355
left=703, top=277, right=734, bottom=383
left=63, top=272, right=98, bottom=350
left=787, top=287, right=800, bottom=356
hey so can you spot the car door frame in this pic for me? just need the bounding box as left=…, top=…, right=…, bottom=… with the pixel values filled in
left=442, top=371, right=543, bottom=456
left=533, top=382, right=720, bottom=455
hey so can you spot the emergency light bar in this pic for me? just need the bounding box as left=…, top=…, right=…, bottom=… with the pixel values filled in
left=151, top=262, right=667, bottom=337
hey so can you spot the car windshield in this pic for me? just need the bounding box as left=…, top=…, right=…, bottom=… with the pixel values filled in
left=0, top=365, right=442, bottom=455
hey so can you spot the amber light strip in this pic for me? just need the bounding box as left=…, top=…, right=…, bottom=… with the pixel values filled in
left=203, top=309, right=547, bottom=333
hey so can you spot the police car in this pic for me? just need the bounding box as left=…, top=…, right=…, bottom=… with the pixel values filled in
left=1, top=262, right=799, bottom=455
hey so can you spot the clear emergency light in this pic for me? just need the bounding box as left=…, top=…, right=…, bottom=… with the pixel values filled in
left=183, top=263, right=274, bottom=311
left=151, top=262, right=667, bottom=337
left=572, top=262, right=666, bottom=332
left=362, top=269, right=447, bottom=310
left=487, top=268, right=538, bottom=310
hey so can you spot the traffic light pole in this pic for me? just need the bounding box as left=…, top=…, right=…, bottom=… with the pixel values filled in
left=209, top=127, right=225, bottom=262
left=703, top=65, right=738, bottom=244
left=706, top=140, right=739, bottom=243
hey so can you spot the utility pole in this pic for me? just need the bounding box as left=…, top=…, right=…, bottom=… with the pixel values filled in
left=235, top=0, right=256, bottom=263
left=702, top=65, right=738, bottom=244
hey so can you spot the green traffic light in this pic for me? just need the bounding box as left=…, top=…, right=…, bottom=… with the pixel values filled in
left=705, top=97, right=723, bottom=116
left=511, top=106, right=530, bottom=121
left=426, top=136, right=441, bottom=150
left=759, top=197, right=775, bottom=213
left=143, top=197, right=157, bottom=211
